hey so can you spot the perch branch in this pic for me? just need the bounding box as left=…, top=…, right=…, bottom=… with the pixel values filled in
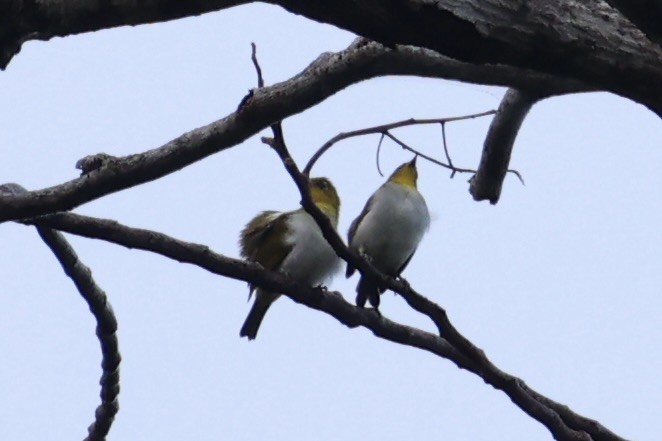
left=261, top=133, right=610, bottom=441
left=15, top=207, right=625, bottom=441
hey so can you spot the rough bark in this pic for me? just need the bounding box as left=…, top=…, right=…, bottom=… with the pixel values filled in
left=0, top=39, right=589, bottom=223
left=0, top=183, right=121, bottom=441
left=272, top=0, right=662, bottom=113
left=19, top=209, right=625, bottom=441
left=1, top=1, right=660, bottom=113
left=0, top=0, right=247, bottom=68
left=470, top=89, right=539, bottom=203
left=602, top=0, right=662, bottom=46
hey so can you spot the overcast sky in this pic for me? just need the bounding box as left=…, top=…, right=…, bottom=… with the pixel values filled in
left=1, top=4, right=661, bottom=441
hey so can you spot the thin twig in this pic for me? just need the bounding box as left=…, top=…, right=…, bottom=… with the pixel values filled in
left=250, top=42, right=264, bottom=88
left=375, top=133, right=385, bottom=177
left=440, top=122, right=457, bottom=178
left=302, top=111, right=495, bottom=175
left=382, top=132, right=476, bottom=174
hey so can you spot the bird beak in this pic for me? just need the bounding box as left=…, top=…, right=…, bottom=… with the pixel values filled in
left=408, top=156, right=418, bottom=167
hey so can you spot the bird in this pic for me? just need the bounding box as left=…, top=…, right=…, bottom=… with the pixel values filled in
left=346, top=157, right=430, bottom=310
left=239, top=177, right=342, bottom=340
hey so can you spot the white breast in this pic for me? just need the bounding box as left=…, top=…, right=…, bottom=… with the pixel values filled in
left=350, top=183, right=430, bottom=274
left=281, top=211, right=341, bottom=286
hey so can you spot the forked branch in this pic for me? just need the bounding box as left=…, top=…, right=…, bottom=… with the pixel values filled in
left=302, top=111, right=495, bottom=174
left=15, top=205, right=624, bottom=441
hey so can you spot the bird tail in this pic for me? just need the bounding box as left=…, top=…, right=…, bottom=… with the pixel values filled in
left=240, top=290, right=278, bottom=340
left=356, top=275, right=381, bottom=310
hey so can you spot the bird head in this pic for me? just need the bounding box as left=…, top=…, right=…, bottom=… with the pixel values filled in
left=388, top=156, right=418, bottom=189
left=309, top=177, right=340, bottom=225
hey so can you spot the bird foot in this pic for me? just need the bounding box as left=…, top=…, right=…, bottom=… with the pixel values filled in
left=396, top=276, right=411, bottom=289
left=358, top=249, right=373, bottom=264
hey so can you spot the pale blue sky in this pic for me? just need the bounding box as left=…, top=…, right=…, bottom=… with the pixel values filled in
left=1, top=4, right=660, bottom=440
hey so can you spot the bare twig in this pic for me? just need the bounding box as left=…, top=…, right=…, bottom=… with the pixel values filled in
left=250, top=42, right=264, bottom=88
left=382, top=132, right=476, bottom=174
left=0, top=184, right=121, bottom=441
left=375, top=133, right=385, bottom=177
left=440, top=122, right=456, bottom=178
left=303, top=110, right=525, bottom=183
left=302, top=111, right=495, bottom=175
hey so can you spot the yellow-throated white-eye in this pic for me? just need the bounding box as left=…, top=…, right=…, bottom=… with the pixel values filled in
left=346, top=157, right=430, bottom=309
left=239, top=177, right=341, bottom=340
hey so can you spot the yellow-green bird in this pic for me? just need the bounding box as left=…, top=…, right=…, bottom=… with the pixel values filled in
left=346, top=157, right=430, bottom=309
left=239, top=177, right=341, bottom=340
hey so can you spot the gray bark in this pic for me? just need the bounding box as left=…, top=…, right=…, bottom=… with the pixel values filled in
left=2, top=0, right=661, bottom=112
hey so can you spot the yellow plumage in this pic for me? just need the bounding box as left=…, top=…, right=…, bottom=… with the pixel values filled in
left=239, top=177, right=341, bottom=339
left=346, top=157, right=430, bottom=309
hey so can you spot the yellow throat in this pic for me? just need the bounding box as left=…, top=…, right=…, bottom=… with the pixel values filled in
left=309, top=177, right=340, bottom=225
left=388, top=157, right=418, bottom=189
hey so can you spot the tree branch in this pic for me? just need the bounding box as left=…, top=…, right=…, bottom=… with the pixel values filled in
left=22, top=209, right=470, bottom=366
left=261, top=129, right=619, bottom=441
left=302, top=110, right=496, bottom=175
left=0, top=0, right=249, bottom=69
left=602, top=0, right=662, bottom=46
left=17, top=206, right=628, bottom=441
left=3, top=1, right=659, bottom=111
left=0, top=39, right=589, bottom=224
left=272, top=0, right=662, bottom=113
left=0, top=183, right=121, bottom=441
left=469, top=88, right=538, bottom=204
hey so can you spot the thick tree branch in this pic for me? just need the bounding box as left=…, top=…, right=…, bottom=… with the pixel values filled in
left=602, top=0, right=662, bottom=46
left=0, top=184, right=121, bottom=441
left=2, top=1, right=659, bottom=111
left=272, top=0, right=662, bottom=113
left=0, top=0, right=249, bottom=69
left=470, top=88, right=539, bottom=204
left=0, top=39, right=589, bottom=224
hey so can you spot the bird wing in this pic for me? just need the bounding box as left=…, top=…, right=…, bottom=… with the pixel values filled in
left=395, top=249, right=416, bottom=277
left=345, top=192, right=377, bottom=278
left=240, top=211, right=295, bottom=296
